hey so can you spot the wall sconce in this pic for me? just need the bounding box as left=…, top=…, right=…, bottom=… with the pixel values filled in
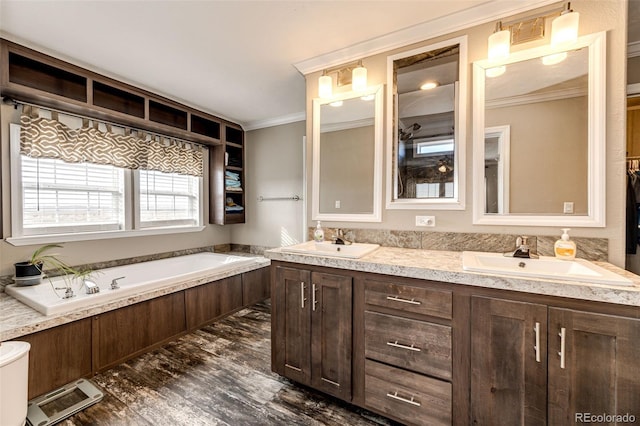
left=317, top=60, right=368, bottom=98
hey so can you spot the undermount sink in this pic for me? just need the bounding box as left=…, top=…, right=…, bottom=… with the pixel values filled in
left=462, top=251, right=633, bottom=286
left=281, top=240, right=380, bottom=259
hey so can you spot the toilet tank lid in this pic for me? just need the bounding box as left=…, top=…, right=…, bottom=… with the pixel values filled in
left=0, top=341, right=30, bottom=367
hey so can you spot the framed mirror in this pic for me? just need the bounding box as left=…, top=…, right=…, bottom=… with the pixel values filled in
left=312, top=84, right=383, bottom=222
left=386, top=36, right=467, bottom=210
left=472, top=31, right=606, bottom=227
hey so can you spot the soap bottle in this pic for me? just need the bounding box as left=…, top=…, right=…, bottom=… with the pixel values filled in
left=554, top=228, right=577, bottom=260
left=313, top=221, right=325, bottom=242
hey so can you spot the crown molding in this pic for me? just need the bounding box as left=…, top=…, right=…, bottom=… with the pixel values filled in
left=244, top=111, right=306, bottom=131
left=294, top=0, right=559, bottom=75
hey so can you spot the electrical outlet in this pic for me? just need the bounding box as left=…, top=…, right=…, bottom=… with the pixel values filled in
left=335, top=200, right=341, bottom=209
left=416, top=215, right=436, bottom=227
left=563, top=202, right=574, bottom=214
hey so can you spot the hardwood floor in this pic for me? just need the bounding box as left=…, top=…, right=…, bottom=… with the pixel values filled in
left=60, top=301, right=398, bottom=426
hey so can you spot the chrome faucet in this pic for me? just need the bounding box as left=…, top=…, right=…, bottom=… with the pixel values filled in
left=332, top=229, right=352, bottom=245
left=84, top=279, right=100, bottom=294
left=506, top=236, right=539, bottom=259
left=111, top=276, right=125, bottom=290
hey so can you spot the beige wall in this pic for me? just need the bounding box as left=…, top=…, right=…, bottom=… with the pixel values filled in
left=304, top=0, right=627, bottom=266
left=0, top=103, right=230, bottom=277
left=231, top=121, right=305, bottom=248
left=319, top=126, right=374, bottom=214
left=486, top=96, right=588, bottom=214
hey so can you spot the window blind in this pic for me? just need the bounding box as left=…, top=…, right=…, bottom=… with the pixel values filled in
left=139, top=169, right=200, bottom=227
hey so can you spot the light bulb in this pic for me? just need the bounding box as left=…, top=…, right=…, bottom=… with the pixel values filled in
left=352, top=64, right=367, bottom=92
left=542, top=52, right=568, bottom=66
left=420, top=81, right=439, bottom=91
left=488, top=24, right=510, bottom=61
left=551, top=8, right=579, bottom=47
left=485, top=66, right=506, bottom=78
left=318, top=74, right=332, bottom=98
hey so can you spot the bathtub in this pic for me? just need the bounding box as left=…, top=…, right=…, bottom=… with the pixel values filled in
left=6, top=252, right=265, bottom=316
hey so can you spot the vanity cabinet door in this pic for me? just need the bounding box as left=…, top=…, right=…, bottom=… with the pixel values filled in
left=272, top=266, right=353, bottom=400
left=548, top=309, right=640, bottom=424
left=272, top=266, right=312, bottom=385
left=310, top=271, right=352, bottom=400
left=470, top=296, right=547, bottom=425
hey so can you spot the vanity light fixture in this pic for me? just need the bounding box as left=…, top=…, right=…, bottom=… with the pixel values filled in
left=543, top=2, right=579, bottom=66
left=317, top=60, right=368, bottom=98
left=420, top=81, right=439, bottom=90
left=486, top=21, right=510, bottom=78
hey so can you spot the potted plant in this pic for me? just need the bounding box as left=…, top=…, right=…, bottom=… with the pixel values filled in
left=14, top=244, right=91, bottom=289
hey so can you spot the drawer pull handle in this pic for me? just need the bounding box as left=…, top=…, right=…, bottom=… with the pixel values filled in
left=386, top=391, right=421, bottom=407
left=387, top=341, right=421, bottom=352
left=312, top=283, right=318, bottom=312
left=386, top=295, right=421, bottom=305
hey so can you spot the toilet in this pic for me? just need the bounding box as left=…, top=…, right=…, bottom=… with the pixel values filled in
left=0, top=341, right=30, bottom=426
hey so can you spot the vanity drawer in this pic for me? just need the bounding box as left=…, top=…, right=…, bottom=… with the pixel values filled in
left=365, top=311, right=452, bottom=380
left=364, top=279, right=452, bottom=319
left=365, top=359, right=451, bottom=426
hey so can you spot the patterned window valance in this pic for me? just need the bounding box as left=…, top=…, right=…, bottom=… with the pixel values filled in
left=19, top=106, right=205, bottom=177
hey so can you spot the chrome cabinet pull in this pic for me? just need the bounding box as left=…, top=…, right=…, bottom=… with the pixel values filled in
left=534, top=322, right=541, bottom=363
left=386, top=391, right=421, bottom=407
left=386, top=295, right=421, bottom=305
left=300, top=282, right=307, bottom=308
left=558, top=327, right=566, bottom=369
left=312, top=284, right=318, bottom=311
left=386, top=341, right=421, bottom=352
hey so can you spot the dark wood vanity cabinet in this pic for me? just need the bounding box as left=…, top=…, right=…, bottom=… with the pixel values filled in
left=271, top=265, right=352, bottom=401
left=471, top=296, right=640, bottom=425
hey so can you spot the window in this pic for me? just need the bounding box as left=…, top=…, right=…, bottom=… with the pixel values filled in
left=19, top=156, right=125, bottom=235
left=414, top=139, right=454, bottom=157
left=138, top=169, right=200, bottom=228
left=9, top=123, right=204, bottom=243
left=416, top=182, right=454, bottom=198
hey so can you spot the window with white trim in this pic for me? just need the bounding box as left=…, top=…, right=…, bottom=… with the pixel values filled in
left=10, top=123, right=204, bottom=242
left=138, top=169, right=200, bottom=228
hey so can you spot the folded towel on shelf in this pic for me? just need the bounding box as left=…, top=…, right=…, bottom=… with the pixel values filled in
left=225, top=171, right=240, bottom=180
left=226, top=186, right=243, bottom=192
left=225, top=180, right=242, bottom=187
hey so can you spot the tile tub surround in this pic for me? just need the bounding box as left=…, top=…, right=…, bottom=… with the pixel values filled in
left=308, top=228, right=608, bottom=261
left=0, top=244, right=233, bottom=292
left=0, top=255, right=270, bottom=342
left=265, top=246, right=640, bottom=307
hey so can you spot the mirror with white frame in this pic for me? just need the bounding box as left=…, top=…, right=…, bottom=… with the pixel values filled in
left=472, top=31, right=606, bottom=227
left=312, top=84, right=383, bottom=222
left=386, top=36, right=467, bottom=210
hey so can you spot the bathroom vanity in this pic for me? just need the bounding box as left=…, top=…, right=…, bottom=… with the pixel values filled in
left=266, top=247, right=640, bottom=426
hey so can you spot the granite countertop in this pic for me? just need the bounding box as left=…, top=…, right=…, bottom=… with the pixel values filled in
left=265, top=246, right=640, bottom=307
left=1, top=255, right=270, bottom=342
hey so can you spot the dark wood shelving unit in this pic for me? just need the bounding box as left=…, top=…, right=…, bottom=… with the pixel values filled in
left=210, top=124, right=246, bottom=224
left=1, top=38, right=246, bottom=226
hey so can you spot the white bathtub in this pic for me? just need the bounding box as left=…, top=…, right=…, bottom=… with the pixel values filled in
left=6, top=252, right=264, bottom=316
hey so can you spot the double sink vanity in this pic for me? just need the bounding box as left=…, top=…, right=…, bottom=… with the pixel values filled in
left=266, top=241, right=640, bottom=425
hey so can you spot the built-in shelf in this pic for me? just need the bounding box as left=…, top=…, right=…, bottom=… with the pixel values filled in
left=1, top=38, right=246, bottom=226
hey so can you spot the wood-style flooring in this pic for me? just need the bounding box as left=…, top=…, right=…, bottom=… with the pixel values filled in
left=60, top=301, right=398, bottom=426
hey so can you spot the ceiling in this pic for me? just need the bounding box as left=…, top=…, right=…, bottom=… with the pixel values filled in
left=3, top=0, right=631, bottom=130
left=0, top=0, right=492, bottom=130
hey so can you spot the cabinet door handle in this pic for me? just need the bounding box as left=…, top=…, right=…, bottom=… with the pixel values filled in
left=534, top=322, right=541, bottom=363
left=386, top=295, right=421, bottom=305
left=386, top=391, right=421, bottom=407
left=300, top=282, right=307, bottom=309
left=558, top=327, right=566, bottom=369
left=312, top=284, right=318, bottom=311
left=387, top=341, right=421, bottom=352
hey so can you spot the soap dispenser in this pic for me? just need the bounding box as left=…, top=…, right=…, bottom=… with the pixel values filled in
left=554, top=228, right=577, bottom=260
left=313, top=221, right=325, bottom=242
